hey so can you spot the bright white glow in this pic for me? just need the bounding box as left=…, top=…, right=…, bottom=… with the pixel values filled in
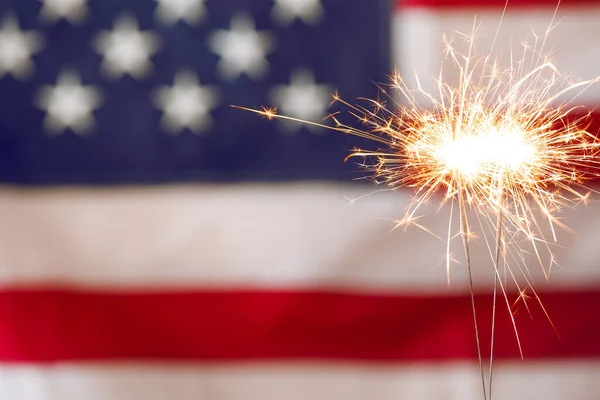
left=435, top=129, right=536, bottom=178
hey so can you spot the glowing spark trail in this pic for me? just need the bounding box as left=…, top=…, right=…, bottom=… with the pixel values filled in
left=233, top=8, right=600, bottom=400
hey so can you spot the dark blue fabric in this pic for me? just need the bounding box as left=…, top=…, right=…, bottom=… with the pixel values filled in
left=0, top=0, right=391, bottom=184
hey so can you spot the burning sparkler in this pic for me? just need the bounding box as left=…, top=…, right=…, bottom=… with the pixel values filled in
left=233, top=4, right=600, bottom=400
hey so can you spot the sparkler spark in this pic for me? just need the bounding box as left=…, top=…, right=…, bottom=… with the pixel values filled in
left=233, top=8, right=600, bottom=400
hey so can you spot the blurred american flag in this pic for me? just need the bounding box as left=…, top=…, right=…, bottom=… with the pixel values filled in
left=0, top=0, right=599, bottom=399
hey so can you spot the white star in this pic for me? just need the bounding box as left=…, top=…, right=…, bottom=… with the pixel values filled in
left=93, top=14, right=161, bottom=80
left=0, top=14, right=43, bottom=80
left=208, top=13, right=275, bottom=81
left=39, top=0, right=89, bottom=25
left=152, top=69, right=219, bottom=134
left=36, top=69, right=103, bottom=135
left=271, top=0, right=324, bottom=26
left=155, top=0, right=206, bottom=26
left=270, top=69, right=332, bottom=133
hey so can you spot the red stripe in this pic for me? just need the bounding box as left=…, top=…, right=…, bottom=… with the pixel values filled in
left=0, top=288, right=598, bottom=362
left=398, top=0, right=600, bottom=9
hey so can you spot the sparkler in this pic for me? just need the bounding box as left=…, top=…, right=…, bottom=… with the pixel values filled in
left=233, top=4, right=600, bottom=399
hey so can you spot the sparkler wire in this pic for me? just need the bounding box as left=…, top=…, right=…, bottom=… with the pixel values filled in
left=489, top=189, right=504, bottom=400
left=457, top=178, right=487, bottom=400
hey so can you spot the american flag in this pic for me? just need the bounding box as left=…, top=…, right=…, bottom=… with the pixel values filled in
left=0, top=0, right=599, bottom=399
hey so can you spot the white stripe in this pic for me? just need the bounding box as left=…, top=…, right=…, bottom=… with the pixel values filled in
left=394, top=6, right=600, bottom=105
left=0, top=184, right=598, bottom=292
left=0, top=361, right=598, bottom=400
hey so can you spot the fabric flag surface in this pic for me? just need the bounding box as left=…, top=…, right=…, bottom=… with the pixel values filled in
left=0, top=0, right=599, bottom=399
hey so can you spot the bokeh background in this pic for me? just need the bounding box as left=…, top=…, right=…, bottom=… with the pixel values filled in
left=0, top=0, right=599, bottom=399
